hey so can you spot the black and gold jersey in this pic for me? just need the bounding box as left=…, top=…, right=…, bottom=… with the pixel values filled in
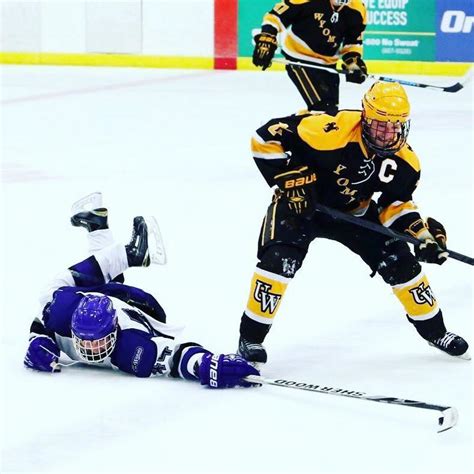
left=251, top=110, right=424, bottom=233
left=261, top=0, right=367, bottom=65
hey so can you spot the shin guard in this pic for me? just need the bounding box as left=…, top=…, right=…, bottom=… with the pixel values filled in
left=392, top=271, right=439, bottom=322
left=245, top=267, right=290, bottom=325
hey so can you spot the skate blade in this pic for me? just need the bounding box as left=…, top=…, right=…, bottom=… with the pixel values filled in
left=428, top=343, right=471, bottom=360
left=143, top=216, right=167, bottom=265
left=71, top=192, right=103, bottom=215
left=456, top=350, right=471, bottom=361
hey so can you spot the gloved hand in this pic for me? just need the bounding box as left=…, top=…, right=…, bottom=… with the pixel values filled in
left=415, top=217, right=449, bottom=265
left=199, top=353, right=260, bottom=388
left=342, top=52, right=367, bottom=84
left=24, top=335, right=61, bottom=373
left=274, top=166, right=318, bottom=216
left=252, top=32, right=278, bottom=70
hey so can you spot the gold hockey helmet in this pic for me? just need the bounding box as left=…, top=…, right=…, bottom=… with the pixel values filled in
left=361, top=81, right=411, bottom=156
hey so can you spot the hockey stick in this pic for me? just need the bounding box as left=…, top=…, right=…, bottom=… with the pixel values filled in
left=273, top=58, right=471, bottom=93
left=312, top=203, right=474, bottom=266
left=244, top=375, right=458, bottom=433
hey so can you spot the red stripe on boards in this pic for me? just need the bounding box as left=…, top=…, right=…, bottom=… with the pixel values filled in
left=214, top=0, right=237, bottom=69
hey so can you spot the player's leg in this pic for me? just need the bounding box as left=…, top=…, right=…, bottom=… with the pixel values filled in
left=238, top=198, right=312, bottom=364
left=321, top=205, right=469, bottom=358
left=285, top=62, right=340, bottom=114
left=71, top=192, right=115, bottom=253
left=70, top=193, right=165, bottom=285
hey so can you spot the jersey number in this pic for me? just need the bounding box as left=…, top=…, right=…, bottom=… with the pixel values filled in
left=379, top=158, right=397, bottom=183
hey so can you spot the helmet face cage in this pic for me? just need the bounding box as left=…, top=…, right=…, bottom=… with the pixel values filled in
left=361, top=113, right=410, bottom=157
left=72, top=330, right=117, bottom=363
left=71, top=295, right=118, bottom=363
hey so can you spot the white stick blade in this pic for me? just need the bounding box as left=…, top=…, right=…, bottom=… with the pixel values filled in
left=437, top=407, right=458, bottom=433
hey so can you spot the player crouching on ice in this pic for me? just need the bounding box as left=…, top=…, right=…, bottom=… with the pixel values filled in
left=237, top=81, right=470, bottom=365
left=24, top=193, right=259, bottom=388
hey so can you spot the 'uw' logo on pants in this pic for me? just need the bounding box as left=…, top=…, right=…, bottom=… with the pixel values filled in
left=254, top=280, right=282, bottom=314
left=409, top=282, right=436, bottom=306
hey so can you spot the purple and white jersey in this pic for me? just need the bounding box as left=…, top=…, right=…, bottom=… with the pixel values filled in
left=29, top=231, right=208, bottom=379
left=48, top=291, right=185, bottom=377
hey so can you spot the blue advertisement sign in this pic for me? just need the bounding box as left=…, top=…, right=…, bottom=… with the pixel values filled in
left=436, top=0, right=474, bottom=61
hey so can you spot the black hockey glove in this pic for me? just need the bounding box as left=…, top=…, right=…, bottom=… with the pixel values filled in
left=414, top=217, right=449, bottom=265
left=342, top=52, right=367, bottom=84
left=274, top=166, right=318, bottom=217
left=252, top=33, right=278, bottom=70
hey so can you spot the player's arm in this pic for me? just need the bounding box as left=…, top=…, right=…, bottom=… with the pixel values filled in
left=253, top=0, right=307, bottom=69
left=377, top=152, right=448, bottom=265
left=340, top=1, right=367, bottom=84
left=252, top=114, right=319, bottom=216
left=110, top=331, right=259, bottom=387
left=24, top=317, right=61, bottom=373
left=252, top=115, right=305, bottom=186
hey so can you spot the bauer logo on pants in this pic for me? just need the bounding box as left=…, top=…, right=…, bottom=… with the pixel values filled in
left=409, top=282, right=436, bottom=307
left=254, top=280, right=282, bottom=314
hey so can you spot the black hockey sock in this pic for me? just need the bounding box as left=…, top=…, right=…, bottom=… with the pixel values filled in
left=240, top=313, right=271, bottom=343
left=407, top=310, right=447, bottom=341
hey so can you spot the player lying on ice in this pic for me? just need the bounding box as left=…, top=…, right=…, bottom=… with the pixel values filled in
left=24, top=193, right=259, bottom=388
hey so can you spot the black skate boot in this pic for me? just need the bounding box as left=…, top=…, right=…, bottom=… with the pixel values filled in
left=125, top=217, right=151, bottom=267
left=428, top=332, right=470, bottom=359
left=71, top=208, right=108, bottom=232
left=238, top=337, right=268, bottom=365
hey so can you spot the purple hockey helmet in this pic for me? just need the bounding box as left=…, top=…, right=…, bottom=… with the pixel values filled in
left=71, top=294, right=118, bottom=363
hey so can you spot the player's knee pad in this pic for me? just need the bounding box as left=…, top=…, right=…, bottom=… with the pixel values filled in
left=258, top=244, right=305, bottom=278
left=376, top=243, right=421, bottom=286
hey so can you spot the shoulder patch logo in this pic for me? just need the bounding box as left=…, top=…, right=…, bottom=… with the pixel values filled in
left=324, top=122, right=339, bottom=133
left=268, top=122, right=291, bottom=136
left=132, top=346, right=144, bottom=372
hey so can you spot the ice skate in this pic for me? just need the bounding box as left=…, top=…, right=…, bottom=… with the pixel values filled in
left=126, top=216, right=167, bottom=267
left=237, top=337, right=267, bottom=368
left=71, top=192, right=108, bottom=232
left=428, top=332, right=470, bottom=360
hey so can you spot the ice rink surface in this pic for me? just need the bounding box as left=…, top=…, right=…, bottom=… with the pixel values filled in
left=1, top=65, right=473, bottom=473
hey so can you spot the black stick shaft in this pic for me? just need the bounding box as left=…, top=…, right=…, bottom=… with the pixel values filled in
left=313, top=203, right=474, bottom=266
left=273, top=59, right=465, bottom=93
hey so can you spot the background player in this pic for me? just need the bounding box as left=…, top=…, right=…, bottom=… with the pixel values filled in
left=252, top=0, right=368, bottom=114
left=24, top=194, right=259, bottom=388
left=237, top=81, right=469, bottom=364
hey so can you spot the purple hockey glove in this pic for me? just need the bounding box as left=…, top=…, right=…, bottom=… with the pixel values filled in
left=24, top=335, right=61, bottom=373
left=199, top=353, right=260, bottom=388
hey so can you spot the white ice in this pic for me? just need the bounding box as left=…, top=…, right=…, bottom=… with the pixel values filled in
left=1, top=65, right=472, bottom=474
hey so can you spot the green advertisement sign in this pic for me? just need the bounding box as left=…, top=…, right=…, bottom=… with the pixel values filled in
left=238, top=0, right=276, bottom=57
left=364, top=0, right=436, bottom=60
left=238, top=0, right=437, bottom=61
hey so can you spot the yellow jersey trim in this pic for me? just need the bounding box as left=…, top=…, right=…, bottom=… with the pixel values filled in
left=397, top=145, right=421, bottom=172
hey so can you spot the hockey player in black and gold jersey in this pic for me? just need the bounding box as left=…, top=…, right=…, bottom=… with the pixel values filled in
left=252, top=0, right=368, bottom=113
left=237, top=81, right=469, bottom=364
